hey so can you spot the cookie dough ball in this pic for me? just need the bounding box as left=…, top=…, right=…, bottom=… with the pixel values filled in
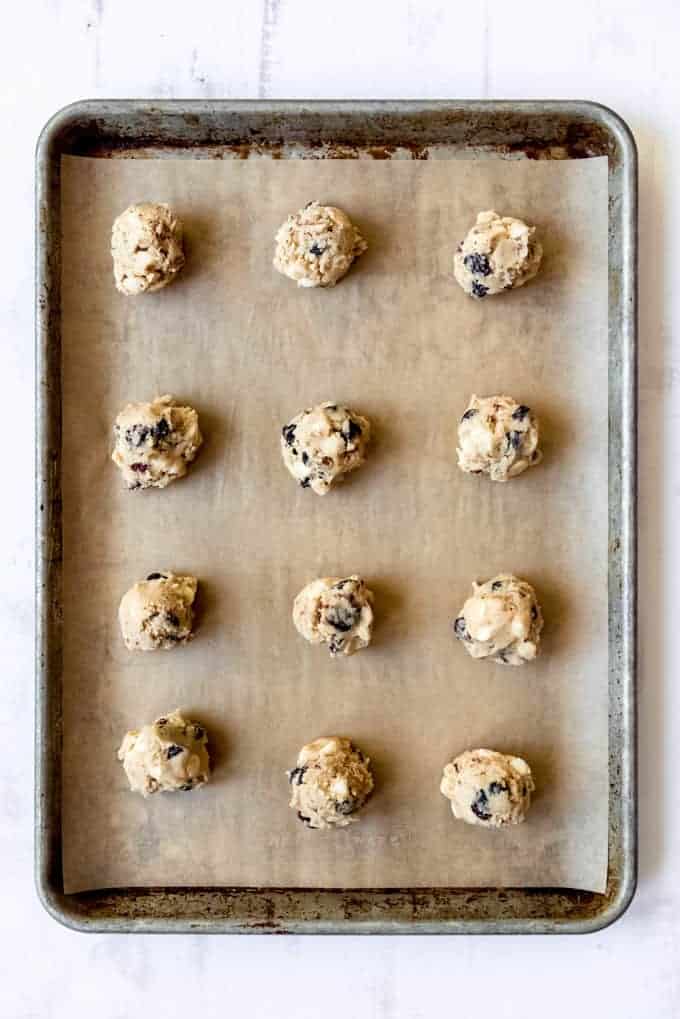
left=293, top=576, right=374, bottom=657
left=118, top=709, right=210, bottom=797
left=457, top=394, right=542, bottom=482
left=288, top=736, right=374, bottom=828
left=111, top=202, right=185, bottom=295
left=112, top=394, right=203, bottom=490
left=119, top=572, right=197, bottom=651
left=453, top=574, right=543, bottom=666
left=273, top=201, right=367, bottom=288
left=281, top=402, right=370, bottom=495
left=440, top=749, right=534, bottom=827
left=453, top=210, right=542, bottom=298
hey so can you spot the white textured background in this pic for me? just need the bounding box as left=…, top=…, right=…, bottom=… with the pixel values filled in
left=2, top=1, right=675, bottom=1015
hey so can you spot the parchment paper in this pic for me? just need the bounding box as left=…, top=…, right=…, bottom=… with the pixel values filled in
left=61, top=154, right=609, bottom=894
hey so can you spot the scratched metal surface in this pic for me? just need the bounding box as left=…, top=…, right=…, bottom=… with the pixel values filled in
left=35, top=100, right=637, bottom=933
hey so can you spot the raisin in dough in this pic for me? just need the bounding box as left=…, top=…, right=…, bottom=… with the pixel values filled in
left=119, top=572, right=197, bottom=651
left=112, top=394, right=202, bottom=490
left=441, top=749, right=534, bottom=827
left=293, top=576, right=374, bottom=657
left=273, top=201, right=367, bottom=287
left=118, top=709, right=210, bottom=797
left=288, top=736, right=374, bottom=828
left=453, top=574, right=543, bottom=666
left=457, top=394, right=542, bottom=482
left=111, top=202, right=185, bottom=295
left=281, top=402, right=370, bottom=495
left=453, top=210, right=542, bottom=298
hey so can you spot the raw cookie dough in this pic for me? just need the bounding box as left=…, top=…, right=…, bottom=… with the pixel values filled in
left=273, top=201, right=367, bottom=287
left=111, top=202, right=185, bottom=295
left=293, top=576, right=374, bottom=657
left=453, top=210, right=542, bottom=298
left=457, top=394, right=542, bottom=482
left=281, top=402, right=371, bottom=495
left=453, top=573, right=543, bottom=666
left=119, top=572, right=198, bottom=651
left=118, top=709, right=210, bottom=797
left=112, top=394, right=203, bottom=490
left=440, top=748, right=534, bottom=827
left=288, top=736, right=374, bottom=828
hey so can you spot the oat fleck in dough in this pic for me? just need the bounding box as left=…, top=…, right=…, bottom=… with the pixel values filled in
left=453, top=574, right=543, bottom=666
left=293, top=576, right=374, bottom=657
left=457, top=394, right=542, bottom=482
left=281, top=402, right=371, bottom=495
left=112, top=394, right=203, bottom=490
left=273, top=201, right=367, bottom=287
left=440, top=749, right=534, bottom=827
left=119, top=572, right=198, bottom=651
left=111, top=202, right=185, bottom=295
left=118, top=709, right=210, bottom=797
left=453, top=210, right=542, bottom=298
left=288, top=736, right=374, bottom=828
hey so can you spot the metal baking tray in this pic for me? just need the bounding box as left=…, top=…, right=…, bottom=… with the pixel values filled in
left=35, top=100, right=637, bottom=933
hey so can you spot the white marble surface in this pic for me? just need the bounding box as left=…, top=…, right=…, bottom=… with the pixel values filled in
left=1, top=0, right=676, bottom=1015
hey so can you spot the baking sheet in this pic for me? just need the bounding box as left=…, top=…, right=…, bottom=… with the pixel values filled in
left=60, top=154, right=609, bottom=895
